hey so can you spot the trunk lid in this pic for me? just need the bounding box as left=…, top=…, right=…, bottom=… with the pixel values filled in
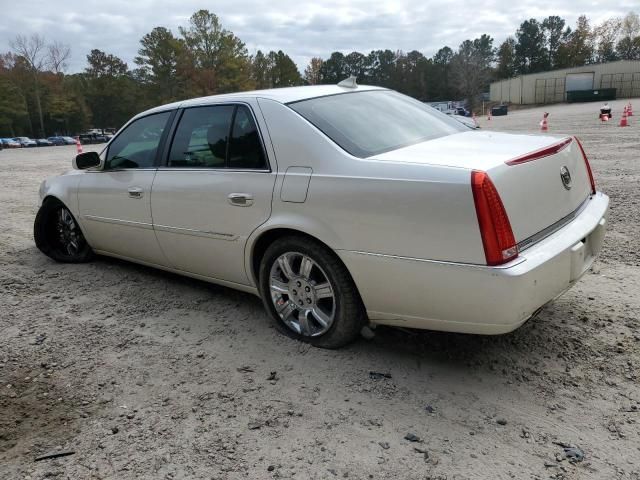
left=371, top=130, right=593, bottom=245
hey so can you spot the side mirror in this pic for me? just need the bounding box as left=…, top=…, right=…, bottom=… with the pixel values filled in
left=73, top=151, right=101, bottom=170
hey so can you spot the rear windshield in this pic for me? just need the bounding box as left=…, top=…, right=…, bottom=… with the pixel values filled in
left=288, top=90, right=466, bottom=158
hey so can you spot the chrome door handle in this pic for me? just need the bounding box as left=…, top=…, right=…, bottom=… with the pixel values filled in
left=128, top=187, right=144, bottom=199
left=228, top=193, right=254, bottom=207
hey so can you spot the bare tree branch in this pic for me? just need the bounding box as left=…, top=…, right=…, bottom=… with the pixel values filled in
left=0, top=52, right=17, bottom=71
left=47, top=41, right=71, bottom=73
left=9, top=34, right=47, bottom=137
left=10, top=34, right=46, bottom=72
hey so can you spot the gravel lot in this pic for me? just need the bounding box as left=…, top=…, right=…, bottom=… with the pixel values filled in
left=1, top=100, right=639, bottom=480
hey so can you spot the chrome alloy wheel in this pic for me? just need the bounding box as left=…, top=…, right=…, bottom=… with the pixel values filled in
left=269, top=252, right=336, bottom=337
left=56, top=207, right=82, bottom=256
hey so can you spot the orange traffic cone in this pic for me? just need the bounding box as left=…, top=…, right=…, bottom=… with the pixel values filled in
left=75, top=136, right=83, bottom=154
left=619, top=108, right=629, bottom=127
left=628, top=102, right=633, bottom=116
left=600, top=113, right=609, bottom=123
left=540, top=112, right=549, bottom=132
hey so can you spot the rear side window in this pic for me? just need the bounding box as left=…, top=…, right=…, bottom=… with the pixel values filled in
left=106, top=111, right=171, bottom=169
left=288, top=90, right=466, bottom=158
left=228, top=106, right=267, bottom=169
left=168, top=104, right=267, bottom=169
left=168, top=105, right=234, bottom=168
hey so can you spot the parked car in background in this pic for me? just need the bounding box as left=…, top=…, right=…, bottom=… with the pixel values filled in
left=429, top=101, right=456, bottom=115
left=48, top=136, right=76, bottom=146
left=47, top=136, right=66, bottom=146
left=1, top=138, right=21, bottom=148
left=429, top=101, right=470, bottom=117
left=491, top=104, right=508, bottom=116
left=34, top=83, right=608, bottom=349
left=79, top=132, right=108, bottom=144
left=36, top=138, right=54, bottom=147
left=14, top=137, right=38, bottom=147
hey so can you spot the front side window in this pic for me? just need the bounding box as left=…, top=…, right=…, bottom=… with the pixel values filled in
left=105, top=111, right=172, bottom=169
left=288, top=90, right=467, bottom=158
left=168, top=104, right=267, bottom=169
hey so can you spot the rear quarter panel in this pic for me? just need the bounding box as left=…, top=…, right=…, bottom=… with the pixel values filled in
left=255, top=98, right=485, bottom=264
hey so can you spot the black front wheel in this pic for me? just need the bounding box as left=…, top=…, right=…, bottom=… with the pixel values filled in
left=34, top=199, right=94, bottom=263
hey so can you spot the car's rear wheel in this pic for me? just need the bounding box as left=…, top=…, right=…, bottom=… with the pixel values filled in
left=34, top=199, right=93, bottom=263
left=259, top=236, right=365, bottom=349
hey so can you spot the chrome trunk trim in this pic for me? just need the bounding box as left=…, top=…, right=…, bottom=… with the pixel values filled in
left=517, top=196, right=591, bottom=252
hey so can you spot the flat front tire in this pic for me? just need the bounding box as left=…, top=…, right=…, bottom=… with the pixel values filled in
left=34, top=199, right=94, bottom=263
left=259, top=236, right=366, bottom=349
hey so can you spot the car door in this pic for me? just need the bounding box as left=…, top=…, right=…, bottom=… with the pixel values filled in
left=77, top=110, right=174, bottom=265
left=151, top=101, right=276, bottom=285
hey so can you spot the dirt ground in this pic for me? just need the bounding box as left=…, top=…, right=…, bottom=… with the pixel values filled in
left=1, top=99, right=639, bottom=480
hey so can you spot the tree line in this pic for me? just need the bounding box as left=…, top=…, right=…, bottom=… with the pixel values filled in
left=1, top=9, right=638, bottom=137
left=496, top=12, right=640, bottom=78
left=305, top=12, right=640, bottom=105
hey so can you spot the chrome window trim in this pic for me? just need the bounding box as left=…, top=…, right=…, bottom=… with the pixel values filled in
left=85, top=167, right=158, bottom=173
left=155, top=167, right=271, bottom=173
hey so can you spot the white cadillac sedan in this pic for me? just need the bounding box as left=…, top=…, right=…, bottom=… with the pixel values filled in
left=34, top=81, right=609, bottom=348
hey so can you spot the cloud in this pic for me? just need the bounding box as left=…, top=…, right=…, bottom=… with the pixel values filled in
left=0, top=0, right=633, bottom=73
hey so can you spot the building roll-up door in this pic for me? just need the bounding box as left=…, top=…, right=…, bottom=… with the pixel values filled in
left=565, top=72, right=594, bottom=92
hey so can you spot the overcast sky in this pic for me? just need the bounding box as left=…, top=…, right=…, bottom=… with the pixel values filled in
left=0, top=0, right=635, bottom=73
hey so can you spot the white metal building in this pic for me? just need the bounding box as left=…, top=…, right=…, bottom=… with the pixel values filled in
left=490, top=60, right=640, bottom=105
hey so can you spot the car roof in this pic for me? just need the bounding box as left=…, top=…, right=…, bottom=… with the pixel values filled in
left=137, top=84, right=387, bottom=118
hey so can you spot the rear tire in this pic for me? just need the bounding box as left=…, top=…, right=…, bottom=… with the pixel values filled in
left=34, top=199, right=94, bottom=263
left=258, top=235, right=366, bottom=349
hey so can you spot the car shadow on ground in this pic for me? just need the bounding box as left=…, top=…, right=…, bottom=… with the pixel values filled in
left=32, top=249, right=597, bottom=346
left=87, top=253, right=599, bottom=372
left=16, top=246, right=604, bottom=388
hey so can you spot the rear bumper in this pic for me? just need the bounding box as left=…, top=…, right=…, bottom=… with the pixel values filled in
left=338, top=192, right=609, bottom=334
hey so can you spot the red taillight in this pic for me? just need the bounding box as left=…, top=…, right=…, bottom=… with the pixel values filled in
left=573, top=136, right=596, bottom=195
left=471, top=170, right=518, bottom=266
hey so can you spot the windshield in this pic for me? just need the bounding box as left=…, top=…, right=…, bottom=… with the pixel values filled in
left=288, top=90, right=466, bottom=158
